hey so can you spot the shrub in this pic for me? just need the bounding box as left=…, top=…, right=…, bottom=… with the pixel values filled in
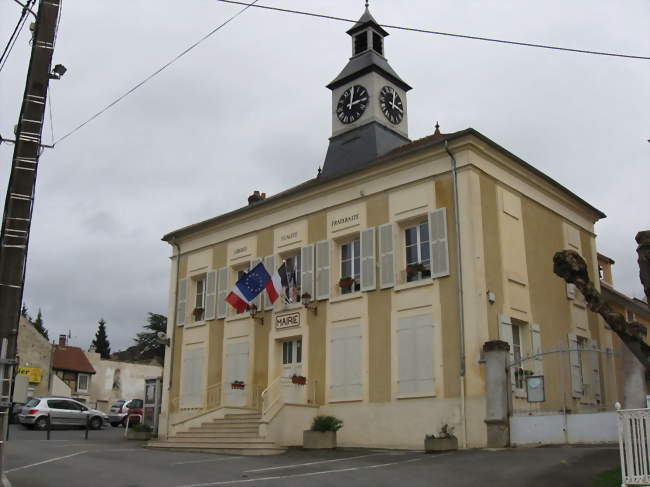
left=310, top=415, right=343, bottom=432
left=131, top=423, right=152, bottom=433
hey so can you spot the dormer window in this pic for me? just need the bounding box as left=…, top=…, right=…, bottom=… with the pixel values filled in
left=354, top=32, right=368, bottom=55
left=372, top=32, right=383, bottom=55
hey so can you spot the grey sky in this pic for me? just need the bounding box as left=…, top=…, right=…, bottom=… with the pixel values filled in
left=1, top=0, right=648, bottom=351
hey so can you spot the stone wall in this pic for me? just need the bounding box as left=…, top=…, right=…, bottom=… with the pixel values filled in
left=17, top=316, right=52, bottom=398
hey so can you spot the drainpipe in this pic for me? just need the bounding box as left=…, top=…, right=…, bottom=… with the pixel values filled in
left=445, top=140, right=467, bottom=448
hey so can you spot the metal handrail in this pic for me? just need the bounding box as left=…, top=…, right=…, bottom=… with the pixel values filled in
left=261, top=376, right=282, bottom=416
left=205, top=382, right=222, bottom=410
left=124, top=412, right=144, bottom=438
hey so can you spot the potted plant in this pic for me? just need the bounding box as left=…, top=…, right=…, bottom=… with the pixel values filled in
left=192, top=307, right=204, bottom=320
left=291, top=374, right=307, bottom=385
left=231, top=380, right=245, bottom=390
left=424, top=424, right=458, bottom=453
left=338, top=276, right=355, bottom=291
left=127, top=422, right=153, bottom=441
left=406, top=262, right=427, bottom=276
left=303, top=415, right=343, bottom=449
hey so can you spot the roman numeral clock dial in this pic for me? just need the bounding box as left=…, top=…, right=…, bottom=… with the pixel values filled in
left=379, top=86, right=404, bottom=125
left=336, top=85, right=368, bottom=124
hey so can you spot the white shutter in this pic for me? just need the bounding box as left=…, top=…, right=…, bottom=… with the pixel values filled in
left=530, top=323, right=543, bottom=376
left=301, top=245, right=314, bottom=300
left=429, top=208, right=450, bottom=279
left=378, top=223, right=395, bottom=289
left=590, top=340, right=602, bottom=402
left=568, top=333, right=583, bottom=398
left=216, top=267, right=229, bottom=319
left=329, top=325, right=362, bottom=400
left=177, top=278, right=188, bottom=326
left=360, top=228, right=376, bottom=292
left=204, top=271, right=217, bottom=321
left=566, top=283, right=576, bottom=300
left=250, top=258, right=262, bottom=311
left=181, top=348, right=205, bottom=409
left=498, top=313, right=515, bottom=390
left=263, top=255, right=276, bottom=310
left=398, top=315, right=434, bottom=395
left=315, top=241, right=330, bottom=300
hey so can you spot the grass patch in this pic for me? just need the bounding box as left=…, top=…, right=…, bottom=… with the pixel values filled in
left=594, top=466, right=621, bottom=487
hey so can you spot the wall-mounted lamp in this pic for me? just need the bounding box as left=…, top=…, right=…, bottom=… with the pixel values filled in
left=249, top=304, right=264, bottom=325
left=486, top=291, right=496, bottom=304
left=49, top=64, right=67, bottom=80
left=301, top=293, right=317, bottom=315
left=156, top=331, right=170, bottom=347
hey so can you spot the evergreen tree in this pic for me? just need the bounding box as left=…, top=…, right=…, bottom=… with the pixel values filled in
left=21, top=303, right=30, bottom=320
left=33, top=308, right=48, bottom=340
left=134, top=313, right=167, bottom=362
left=91, top=318, right=111, bottom=359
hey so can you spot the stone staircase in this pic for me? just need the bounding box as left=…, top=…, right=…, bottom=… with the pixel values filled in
left=147, top=412, right=286, bottom=455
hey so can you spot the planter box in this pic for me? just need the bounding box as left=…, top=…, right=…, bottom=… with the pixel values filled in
left=424, top=435, right=458, bottom=453
left=127, top=430, right=151, bottom=441
left=303, top=430, right=336, bottom=449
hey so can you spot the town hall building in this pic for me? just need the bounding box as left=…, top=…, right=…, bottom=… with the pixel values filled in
left=152, top=7, right=646, bottom=453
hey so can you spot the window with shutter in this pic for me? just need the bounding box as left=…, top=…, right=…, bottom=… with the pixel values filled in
left=590, top=340, right=602, bottom=402
left=378, top=223, right=395, bottom=289
left=301, top=245, right=314, bottom=299
left=404, top=221, right=431, bottom=282
left=263, top=255, right=276, bottom=310
left=429, top=208, right=450, bottom=278
left=204, top=271, right=217, bottom=321
left=216, top=267, right=229, bottom=319
left=340, top=239, right=360, bottom=295
left=397, top=315, right=435, bottom=395
left=315, top=241, right=330, bottom=300
left=177, top=278, right=188, bottom=326
left=329, top=324, right=362, bottom=401
left=360, top=228, right=376, bottom=292
left=568, top=334, right=583, bottom=398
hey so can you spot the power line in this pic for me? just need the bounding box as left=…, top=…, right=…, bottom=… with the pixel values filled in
left=53, top=0, right=260, bottom=146
left=0, top=0, right=35, bottom=73
left=214, top=0, right=650, bottom=61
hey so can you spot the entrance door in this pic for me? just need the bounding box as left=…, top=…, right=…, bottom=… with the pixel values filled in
left=281, top=339, right=305, bottom=404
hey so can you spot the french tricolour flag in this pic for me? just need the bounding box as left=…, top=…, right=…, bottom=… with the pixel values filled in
left=226, top=262, right=282, bottom=313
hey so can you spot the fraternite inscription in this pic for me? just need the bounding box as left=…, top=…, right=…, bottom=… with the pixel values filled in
left=276, top=312, right=300, bottom=330
left=331, top=214, right=359, bottom=228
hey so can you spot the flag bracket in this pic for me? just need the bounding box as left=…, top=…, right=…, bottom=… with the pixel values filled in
left=248, top=304, right=265, bottom=325
left=301, top=293, right=318, bottom=316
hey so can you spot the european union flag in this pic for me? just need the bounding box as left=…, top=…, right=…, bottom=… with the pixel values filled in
left=235, top=262, right=272, bottom=302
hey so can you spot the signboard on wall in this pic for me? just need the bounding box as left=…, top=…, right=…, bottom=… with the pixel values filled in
left=17, top=366, right=42, bottom=383
left=275, top=312, right=300, bottom=330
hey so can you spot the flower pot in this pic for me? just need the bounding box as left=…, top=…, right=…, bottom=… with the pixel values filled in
left=231, top=383, right=245, bottom=390
left=127, top=430, right=152, bottom=441
left=303, top=430, right=336, bottom=449
left=424, top=435, right=458, bottom=453
left=291, top=376, right=306, bottom=385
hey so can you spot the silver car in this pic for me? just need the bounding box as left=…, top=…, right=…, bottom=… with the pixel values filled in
left=18, top=396, right=109, bottom=430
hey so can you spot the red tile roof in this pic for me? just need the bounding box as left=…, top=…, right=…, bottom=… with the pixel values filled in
left=53, top=345, right=96, bottom=374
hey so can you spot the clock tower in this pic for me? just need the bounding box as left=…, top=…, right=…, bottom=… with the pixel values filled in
left=322, top=6, right=412, bottom=177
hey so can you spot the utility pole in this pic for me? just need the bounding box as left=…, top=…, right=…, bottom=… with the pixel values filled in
left=0, top=0, right=62, bottom=475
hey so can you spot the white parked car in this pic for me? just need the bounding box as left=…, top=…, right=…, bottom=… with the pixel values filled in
left=18, top=396, right=109, bottom=430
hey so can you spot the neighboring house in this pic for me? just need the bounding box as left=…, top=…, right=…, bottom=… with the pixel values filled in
left=598, top=253, right=650, bottom=409
left=52, top=335, right=95, bottom=403
left=16, top=316, right=52, bottom=398
left=156, top=7, right=639, bottom=450
left=85, top=349, right=163, bottom=412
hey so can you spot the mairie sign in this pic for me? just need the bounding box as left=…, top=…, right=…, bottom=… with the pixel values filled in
left=275, top=312, right=300, bottom=330
left=17, top=366, right=42, bottom=383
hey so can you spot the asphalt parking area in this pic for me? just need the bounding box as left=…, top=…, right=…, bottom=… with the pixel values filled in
left=3, top=425, right=620, bottom=487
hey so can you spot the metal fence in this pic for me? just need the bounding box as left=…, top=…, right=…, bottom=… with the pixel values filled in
left=617, top=406, right=650, bottom=486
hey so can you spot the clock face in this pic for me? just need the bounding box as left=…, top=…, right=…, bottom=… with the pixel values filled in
left=337, top=85, right=369, bottom=124
left=379, top=85, right=404, bottom=125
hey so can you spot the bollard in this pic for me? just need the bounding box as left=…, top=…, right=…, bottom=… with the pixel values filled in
left=84, top=414, right=89, bottom=440
left=46, top=414, right=50, bottom=441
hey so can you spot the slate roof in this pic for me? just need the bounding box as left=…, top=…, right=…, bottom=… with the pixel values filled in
left=162, top=127, right=606, bottom=242
left=53, top=345, right=96, bottom=374
left=346, top=7, right=389, bottom=37
left=327, top=50, right=411, bottom=91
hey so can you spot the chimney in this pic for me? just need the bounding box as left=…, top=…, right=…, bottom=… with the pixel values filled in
left=58, top=334, right=67, bottom=346
left=247, top=190, right=266, bottom=205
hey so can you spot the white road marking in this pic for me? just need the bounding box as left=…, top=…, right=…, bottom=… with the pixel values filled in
left=173, top=456, right=243, bottom=465
left=50, top=443, right=89, bottom=448
left=5, top=450, right=88, bottom=474
left=178, top=457, right=424, bottom=487
left=243, top=453, right=384, bottom=473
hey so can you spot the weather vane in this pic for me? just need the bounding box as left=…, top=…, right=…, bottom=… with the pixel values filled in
left=365, top=1, right=369, bottom=7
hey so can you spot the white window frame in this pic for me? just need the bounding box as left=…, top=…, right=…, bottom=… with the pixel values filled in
left=404, top=221, right=431, bottom=282
left=194, top=277, right=206, bottom=321
left=340, top=239, right=361, bottom=295
left=77, top=373, right=89, bottom=393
